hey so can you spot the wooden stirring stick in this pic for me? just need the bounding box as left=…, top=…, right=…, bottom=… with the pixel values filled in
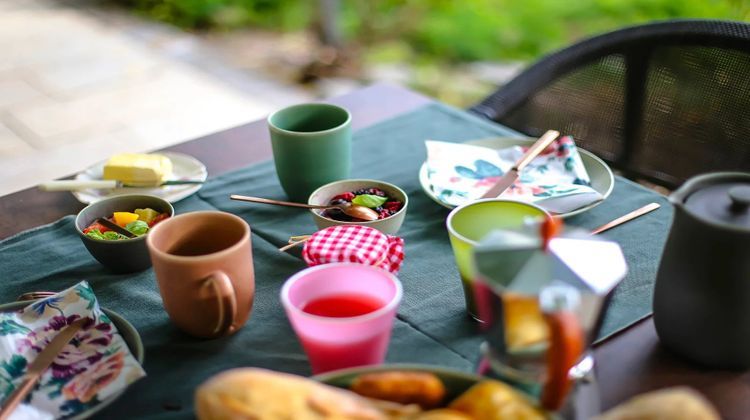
left=278, top=235, right=312, bottom=252
left=591, top=202, right=661, bottom=235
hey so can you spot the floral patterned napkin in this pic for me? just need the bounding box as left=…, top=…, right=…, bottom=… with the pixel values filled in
left=0, top=282, right=145, bottom=419
left=425, top=137, right=603, bottom=213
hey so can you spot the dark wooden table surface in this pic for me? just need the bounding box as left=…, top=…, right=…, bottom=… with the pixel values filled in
left=2, top=83, right=748, bottom=418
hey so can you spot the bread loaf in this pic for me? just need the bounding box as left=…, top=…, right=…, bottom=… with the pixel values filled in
left=195, top=368, right=411, bottom=420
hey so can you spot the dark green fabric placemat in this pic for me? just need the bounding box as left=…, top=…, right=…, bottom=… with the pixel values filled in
left=0, top=103, right=672, bottom=419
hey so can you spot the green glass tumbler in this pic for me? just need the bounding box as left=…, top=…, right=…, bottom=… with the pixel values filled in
left=446, top=199, right=548, bottom=321
left=268, top=103, right=352, bottom=202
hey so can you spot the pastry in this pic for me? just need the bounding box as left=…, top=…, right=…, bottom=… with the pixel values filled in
left=410, top=409, right=473, bottom=419
left=449, top=380, right=545, bottom=420
left=195, top=368, right=415, bottom=420
left=596, top=387, right=720, bottom=420
left=351, top=371, right=446, bottom=408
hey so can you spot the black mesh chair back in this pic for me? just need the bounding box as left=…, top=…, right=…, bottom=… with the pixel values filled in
left=469, top=20, right=750, bottom=189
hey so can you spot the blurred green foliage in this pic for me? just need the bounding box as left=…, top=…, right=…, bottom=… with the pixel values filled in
left=122, top=0, right=748, bottom=61
left=118, top=0, right=311, bottom=30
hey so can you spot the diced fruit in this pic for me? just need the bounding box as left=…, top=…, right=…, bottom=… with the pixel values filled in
left=85, top=229, right=104, bottom=240
left=85, top=229, right=126, bottom=241
left=332, top=192, right=355, bottom=202
left=135, top=208, right=160, bottom=224
left=325, top=186, right=402, bottom=222
left=450, top=380, right=545, bottom=419
left=384, top=201, right=402, bottom=212
left=83, top=209, right=169, bottom=241
left=126, top=220, right=150, bottom=236
left=354, top=187, right=386, bottom=197
left=149, top=213, right=169, bottom=227
left=83, top=222, right=110, bottom=234
left=103, top=231, right=124, bottom=240
left=113, top=211, right=139, bottom=227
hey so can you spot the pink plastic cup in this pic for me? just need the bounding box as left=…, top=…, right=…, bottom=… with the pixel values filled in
left=280, top=263, right=403, bottom=374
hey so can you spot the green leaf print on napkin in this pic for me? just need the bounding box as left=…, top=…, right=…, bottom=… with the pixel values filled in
left=0, top=354, right=28, bottom=399
left=455, top=159, right=503, bottom=179
left=564, top=157, right=575, bottom=172
left=1, top=355, right=27, bottom=379
left=0, top=319, right=31, bottom=336
left=75, top=283, right=97, bottom=310
left=61, top=398, right=100, bottom=417
left=45, top=376, right=69, bottom=399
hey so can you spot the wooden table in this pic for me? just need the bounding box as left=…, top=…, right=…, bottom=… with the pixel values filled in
left=2, top=83, right=748, bottom=419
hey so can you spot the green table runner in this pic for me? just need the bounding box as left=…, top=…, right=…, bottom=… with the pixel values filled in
left=0, top=103, right=672, bottom=419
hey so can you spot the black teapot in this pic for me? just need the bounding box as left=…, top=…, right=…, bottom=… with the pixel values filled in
left=653, top=172, right=750, bottom=368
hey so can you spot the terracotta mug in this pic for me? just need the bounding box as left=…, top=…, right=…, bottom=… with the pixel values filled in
left=146, top=211, right=255, bottom=338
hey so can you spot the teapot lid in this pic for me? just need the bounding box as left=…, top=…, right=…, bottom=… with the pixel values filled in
left=680, top=173, right=750, bottom=230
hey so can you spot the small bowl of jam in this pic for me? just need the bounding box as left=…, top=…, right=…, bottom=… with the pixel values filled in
left=308, top=179, right=408, bottom=235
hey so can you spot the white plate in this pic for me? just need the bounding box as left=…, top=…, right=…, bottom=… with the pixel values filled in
left=419, top=137, right=615, bottom=218
left=72, top=152, right=208, bottom=204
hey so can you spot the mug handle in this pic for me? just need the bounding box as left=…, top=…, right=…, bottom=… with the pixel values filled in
left=540, top=310, right=585, bottom=411
left=203, top=271, right=238, bottom=337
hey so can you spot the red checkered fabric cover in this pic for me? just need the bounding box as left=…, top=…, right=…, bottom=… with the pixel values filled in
left=302, top=225, right=405, bottom=274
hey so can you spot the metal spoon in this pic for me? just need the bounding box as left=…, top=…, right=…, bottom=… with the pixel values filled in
left=229, top=194, right=379, bottom=221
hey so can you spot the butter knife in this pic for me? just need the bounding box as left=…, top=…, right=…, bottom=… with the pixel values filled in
left=38, top=179, right=204, bottom=191
left=0, top=318, right=88, bottom=420
left=480, top=130, right=560, bottom=199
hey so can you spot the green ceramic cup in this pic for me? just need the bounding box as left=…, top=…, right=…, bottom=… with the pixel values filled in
left=446, top=199, right=548, bottom=321
left=268, top=103, right=352, bottom=202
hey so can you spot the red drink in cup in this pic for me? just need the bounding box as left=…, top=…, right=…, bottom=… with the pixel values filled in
left=300, top=293, right=389, bottom=371
left=281, top=263, right=403, bottom=374
left=302, top=294, right=384, bottom=317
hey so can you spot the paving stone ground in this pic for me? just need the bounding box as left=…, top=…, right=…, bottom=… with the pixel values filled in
left=0, top=0, right=311, bottom=197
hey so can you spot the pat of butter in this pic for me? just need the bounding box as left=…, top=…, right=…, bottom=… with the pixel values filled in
left=103, top=153, right=173, bottom=185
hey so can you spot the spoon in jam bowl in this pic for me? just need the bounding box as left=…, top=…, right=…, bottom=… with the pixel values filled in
left=229, top=194, right=379, bottom=221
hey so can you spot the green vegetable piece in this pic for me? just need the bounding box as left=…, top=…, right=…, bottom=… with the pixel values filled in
left=135, top=208, right=159, bottom=224
left=102, top=231, right=124, bottom=240
left=352, top=194, right=388, bottom=208
left=86, top=229, right=105, bottom=240
left=126, top=220, right=150, bottom=236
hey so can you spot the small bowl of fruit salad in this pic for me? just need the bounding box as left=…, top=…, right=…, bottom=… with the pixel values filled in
left=75, top=194, right=174, bottom=273
left=308, top=179, right=408, bottom=235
